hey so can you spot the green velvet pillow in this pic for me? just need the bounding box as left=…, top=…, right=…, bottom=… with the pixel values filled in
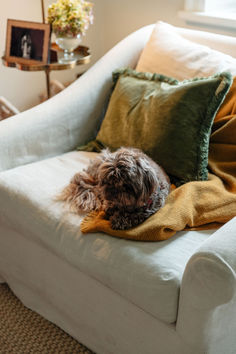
left=79, top=68, right=232, bottom=184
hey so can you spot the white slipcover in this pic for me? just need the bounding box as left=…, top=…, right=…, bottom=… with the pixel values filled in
left=0, top=151, right=214, bottom=323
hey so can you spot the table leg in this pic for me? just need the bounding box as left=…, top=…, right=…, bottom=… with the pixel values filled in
left=45, top=69, right=51, bottom=99
left=41, top=0, right=45, bottom=23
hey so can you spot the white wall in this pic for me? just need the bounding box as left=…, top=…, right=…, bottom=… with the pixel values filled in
left=101, top=0, right=185, bottom=52
left=0, top=0, right=105, bottom=112
left=1, top=0, right=236, bottom=112
left=100, top=0, right=236, bottom=52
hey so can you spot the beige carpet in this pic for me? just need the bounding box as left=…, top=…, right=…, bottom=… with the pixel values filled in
left=0, top=283, right=94, bottom=353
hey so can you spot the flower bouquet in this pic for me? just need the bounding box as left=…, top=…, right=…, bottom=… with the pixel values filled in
left=47, top=0, right=93, bottom=61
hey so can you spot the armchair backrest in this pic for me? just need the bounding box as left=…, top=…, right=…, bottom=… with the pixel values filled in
left=176, top=26, right=236, bottom=57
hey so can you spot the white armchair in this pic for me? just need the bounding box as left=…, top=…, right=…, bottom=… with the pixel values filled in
left=0, top=23, right=236, bottom=354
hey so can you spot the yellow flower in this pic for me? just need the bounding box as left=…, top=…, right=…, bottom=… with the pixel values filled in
left=47, top=0, right=93, bottom=37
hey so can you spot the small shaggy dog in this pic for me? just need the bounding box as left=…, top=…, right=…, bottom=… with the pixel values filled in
left=60, top=147, right=171, bottom=230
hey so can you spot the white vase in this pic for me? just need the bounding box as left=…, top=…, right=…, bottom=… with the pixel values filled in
left=55, top=34, right=81, bottom=63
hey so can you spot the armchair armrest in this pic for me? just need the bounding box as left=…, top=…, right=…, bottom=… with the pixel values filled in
left=0, top=25, right=153, bottom=172
left=177, top=217, right=236, bottom=353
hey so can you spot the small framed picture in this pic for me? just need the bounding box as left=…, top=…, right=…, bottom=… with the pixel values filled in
left=5, top=19, right=51, bottom=65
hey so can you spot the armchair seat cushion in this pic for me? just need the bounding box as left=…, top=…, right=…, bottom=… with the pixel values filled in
left=0, top=151, right=214, bottom=323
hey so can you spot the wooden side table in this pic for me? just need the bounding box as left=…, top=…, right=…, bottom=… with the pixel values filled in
left=2, top=44, right=91, bottom=99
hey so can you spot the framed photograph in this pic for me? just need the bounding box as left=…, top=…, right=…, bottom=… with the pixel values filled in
left=5, top=19, right=51, bottom=65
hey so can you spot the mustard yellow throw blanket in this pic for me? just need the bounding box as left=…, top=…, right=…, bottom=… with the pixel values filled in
left=81, top=80, right=236, bottom=241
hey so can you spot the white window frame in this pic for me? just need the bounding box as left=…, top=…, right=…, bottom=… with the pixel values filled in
left=179, top=0, right=236, bottom=30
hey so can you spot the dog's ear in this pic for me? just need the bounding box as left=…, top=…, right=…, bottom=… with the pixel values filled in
left=137, top=158, right=159, bottom=199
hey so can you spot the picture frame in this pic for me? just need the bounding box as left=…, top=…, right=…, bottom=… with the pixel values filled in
left=5, top=19, right=51, bottom=65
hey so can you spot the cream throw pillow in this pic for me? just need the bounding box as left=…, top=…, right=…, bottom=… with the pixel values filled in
left=136, top=21, right=236, bottom=80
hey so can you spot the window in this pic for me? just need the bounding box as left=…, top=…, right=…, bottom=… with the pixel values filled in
left=204, top=0, right=236, bottom=14
left=184, top=0, right=236, bottom=13
left=179, top=0, right=236, bottom=30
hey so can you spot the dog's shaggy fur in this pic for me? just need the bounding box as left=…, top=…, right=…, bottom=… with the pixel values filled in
left=60, top=147, right=171, bottom=230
